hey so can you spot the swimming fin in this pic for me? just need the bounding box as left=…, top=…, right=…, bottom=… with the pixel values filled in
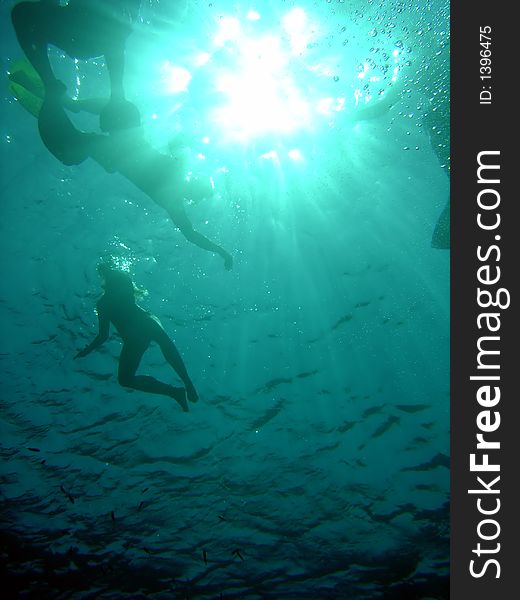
left=8, top=57, right=93, bottom=165
left=8, top=58, right=44, bottom=118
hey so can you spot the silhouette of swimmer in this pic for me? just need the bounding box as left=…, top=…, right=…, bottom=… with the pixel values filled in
left=8, top=61, right=233, bottom=269
left=74, top=263, right=198, bottom=412
left=424, top=104, right=450, bottom=250
left=72, top=101, right=233, bottom=268
left=409, top=36, right=450, bottom=250
left=11, top=0, right=140, bottom=142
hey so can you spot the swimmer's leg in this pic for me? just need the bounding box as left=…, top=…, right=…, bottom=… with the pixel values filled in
left=11, top=2, right=62, bottom=93
left=118, top=340, right=189, bottom=412
left=38, top=96, right=95, bottom=165
left=164, top=200, right=233, bottom=270
left=62, top=96, right=108, bottom=115
left=154, top=328, right=199, bottom=404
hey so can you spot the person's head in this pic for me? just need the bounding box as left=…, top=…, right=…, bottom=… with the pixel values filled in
left=97, top=262, right=136, bottom=301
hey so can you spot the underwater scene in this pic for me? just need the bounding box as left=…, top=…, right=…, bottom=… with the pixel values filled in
left=1, top=0, right=449, bottom=598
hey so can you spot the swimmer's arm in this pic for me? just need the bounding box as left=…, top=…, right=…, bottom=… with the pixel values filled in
left=74, top=308, right=110, bottom=359
left=168, top=202, right=233, bottom=270
left=11, top=3, right=60, bottom=93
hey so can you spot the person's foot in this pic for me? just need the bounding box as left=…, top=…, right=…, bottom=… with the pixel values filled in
left=170, top=386, right=189, bottom=412
left=186, top=385, right=199, bottom=404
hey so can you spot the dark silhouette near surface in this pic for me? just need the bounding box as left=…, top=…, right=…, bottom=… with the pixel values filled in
left=8, top=60, right=233, bottom=270
left=412, top=36, right=450, bottom=250
left=11, top=0, right=141, bottom=146
left=425, top=104, right=450, bottom=250
left=74, top=263, right=198, bottom=412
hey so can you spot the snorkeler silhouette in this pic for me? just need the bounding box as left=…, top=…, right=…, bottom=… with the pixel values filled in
left=8, top=60, right=233, bottom=270
left=408, top=34, right=450, bottom=250
left=11, top=0, right=141, bottom=150
left=89, top=105, right=234, bottom=270
left=425, top=103, right=450, bottom=250
left=74, top=263, right=198, bottom=412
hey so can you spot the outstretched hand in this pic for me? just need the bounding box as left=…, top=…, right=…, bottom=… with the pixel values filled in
left=223, top=253, right=233, bottom=271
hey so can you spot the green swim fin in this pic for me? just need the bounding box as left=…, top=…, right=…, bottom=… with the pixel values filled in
left=8, top=58, right=44, bottom=118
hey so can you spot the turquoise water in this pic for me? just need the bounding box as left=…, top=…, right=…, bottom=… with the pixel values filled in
left=1, top=1, right=449, bottom=597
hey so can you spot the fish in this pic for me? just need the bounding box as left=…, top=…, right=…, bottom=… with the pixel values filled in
left=402, top=452, right=450, bottom=472
left=411, top=436, right=430, bottom=445
left=364, top=505, right=402, bottom=523
left=395, top=404, right=431, bottom=413
left=27, top=447, right=40, bottom=452
left=415, top=483, right=440, bottom=492
left=60, top=485, right=75, bottom=504
left=331, top=314, right=353, bottom=330
left=337, top=421, right=356, bottom=433
left=362, top=404, right=386, bottom=418
left=83, top=370, right=113, bottom=381
left=232, top=549, right=244, bottom=560
left=110, top=510, right=115, bottom=521
left=371, top=415, right=400, bottom=439
left=31, top=334, right=57, bottom=345
left=249, top=399, right=283, bottom=430
left=257, top=377, right=292, bottom=394
left=203, top=549, right=207, bottom=564
left=295, top=369, right=319, bottom=379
